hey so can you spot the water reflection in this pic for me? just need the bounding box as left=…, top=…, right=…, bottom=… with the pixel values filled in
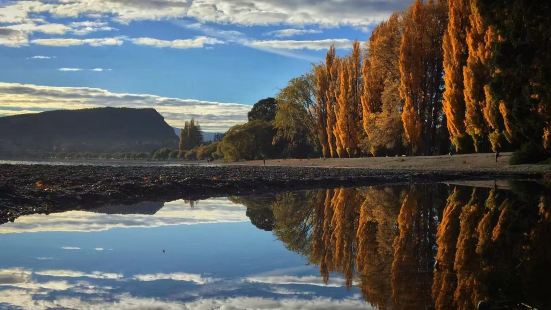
left=0, top=197, right=367, bottom=309
left=0, top=182, right=549, bottom=309
left=235, top=182, right=551, bottom=309
left=0, top=198, right=249, bottom=234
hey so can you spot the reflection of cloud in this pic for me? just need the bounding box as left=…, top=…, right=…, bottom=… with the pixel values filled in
left=0, top=292, right=371, bottom=310
left=61, top=246, right=81, bottom=250
left=0, top=268, right=31, bottom=285
left=245, top=275, right=348, bottom=287
left=35, top=270, right=123, bottom=280
left=133, top=273, right=217, bottom=285
left=0, top=198, right=248, bottom=234
left=0, top=82, right=249, bottom=132
left=0, top=267, right=371, bottom=309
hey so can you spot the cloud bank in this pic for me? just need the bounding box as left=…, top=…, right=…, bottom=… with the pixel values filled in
left=0, top=0, right=409, bottom=27
left=0, top=82, right=249, bottom=132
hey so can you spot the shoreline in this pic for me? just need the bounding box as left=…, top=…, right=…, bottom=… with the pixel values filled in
left=0, top=161, right=548, bottom=225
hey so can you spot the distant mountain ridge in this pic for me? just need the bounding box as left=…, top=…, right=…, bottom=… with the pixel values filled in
left=0, top=107, right=178, bottom=157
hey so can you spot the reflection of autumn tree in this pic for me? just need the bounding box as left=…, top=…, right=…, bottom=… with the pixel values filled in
left=391, top=185, right=439, bottom=310
left=522, top=187, right=551, bottom=309
left=239, top=183, right=551, bottom=309
left=271, top=191, right=319, bottom=256
left=356, top=187, right=404, bottom=309
left=453, top=188, right=487, bottom=309
left=433, top=187, right=468, bottom=309
left=331, top=188, right=362, bottom=286
left=438, top=183, right=551, bottom=309
left=318, top=189, right=335, bottom=282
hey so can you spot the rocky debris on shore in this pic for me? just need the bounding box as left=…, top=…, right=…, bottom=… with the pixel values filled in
left=0, top=164, right=543, bottom=225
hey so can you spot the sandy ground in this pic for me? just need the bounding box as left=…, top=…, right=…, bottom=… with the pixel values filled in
left=235, top=152, right=551, bottom=173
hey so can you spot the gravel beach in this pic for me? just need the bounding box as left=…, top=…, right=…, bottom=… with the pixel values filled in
left=0, top=162, right=546, bottom=224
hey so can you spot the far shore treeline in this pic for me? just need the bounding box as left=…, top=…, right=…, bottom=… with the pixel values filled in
left=193, top=0, right=548, bottom=164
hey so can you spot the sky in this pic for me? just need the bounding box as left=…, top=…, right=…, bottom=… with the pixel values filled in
left=0, top=0, right=410, bottom=132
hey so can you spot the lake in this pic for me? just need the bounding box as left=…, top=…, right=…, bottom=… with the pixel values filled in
left=0, top=181, right=549, bottom=309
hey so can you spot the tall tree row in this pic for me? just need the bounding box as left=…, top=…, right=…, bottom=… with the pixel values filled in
left=305, top=0, right=550, bottom=161
left=444, top=0, right=550, bottom=160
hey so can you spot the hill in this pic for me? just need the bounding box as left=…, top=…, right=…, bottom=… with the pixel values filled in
left=0, top=107, right=178, bottom=157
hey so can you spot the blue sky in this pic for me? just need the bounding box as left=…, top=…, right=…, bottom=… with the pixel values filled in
left=0, top=0, right=410, bottom=131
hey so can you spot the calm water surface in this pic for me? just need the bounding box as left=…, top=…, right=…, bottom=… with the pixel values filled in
left=0, top=182, right=550, bottom=309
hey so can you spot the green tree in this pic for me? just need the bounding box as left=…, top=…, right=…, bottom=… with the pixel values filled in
left=274, top=74, right=319, bottom=157
left=179, top=119, right=203, bottom=157
left=217, top=120, right=277, bottom=161
left=248, top=97, right=278, bottom=122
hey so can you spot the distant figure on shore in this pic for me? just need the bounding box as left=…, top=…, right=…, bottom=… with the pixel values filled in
left=495, top=150, right=500, bottom=163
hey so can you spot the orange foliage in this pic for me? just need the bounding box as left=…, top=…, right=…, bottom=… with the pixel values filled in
left=399, top=0, right=447, bottom=155
left=442, top=0, right=470, bottom=152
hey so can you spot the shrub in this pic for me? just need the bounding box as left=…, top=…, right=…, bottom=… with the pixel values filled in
left=184, top=149, right=197, bottom=160
left=152, top=147, right=172, bottom=160
left=510, top=142, right=548, bottom=165
left=217, top=120, right=276, bottom=162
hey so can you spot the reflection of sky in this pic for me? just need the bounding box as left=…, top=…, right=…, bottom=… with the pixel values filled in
left=0, top=198, right=370, bottom=309
left=0, top=198, right=249, bottom=234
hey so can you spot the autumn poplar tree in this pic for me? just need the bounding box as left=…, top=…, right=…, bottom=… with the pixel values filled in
left=361, top=13, right=403, bottom=155
left=313, top=64, right=329, bottom=157
left=442, top=0, right=471, bottom=152
left=325, top=46, right=339, bottom=158
left=335, top=41, right=362, bottom=157
left=462, top=1, right=494, bottom=152
left=400, top=0, right=448, bottom=155
left=477, top=0, right=551, bottom=159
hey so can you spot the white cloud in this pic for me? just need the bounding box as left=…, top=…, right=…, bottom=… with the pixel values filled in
left=0, top=82, right=249, bottom=132
left=0, top=0, right=409, bottom=28
left=249, top=38, right=353, bottom=50
left=5, top=22, right=69, bottom=35
left=131, top=36, right=223, bottom=49
left=31, top=37, right=124, bottom=47
left=30, top=55, right=54, bottom=59
left=185, top=0, right=407, bottom=28
left=181, top=22, right=351, bottom=60
left=58, top=67, right=82, bottom=72
left=58, top=67, right=111, bottom=72
left=69, top=20, right=115, bottom=35
left=0, top=28, right=28, bottom=47
left=266, top=28, right=322, bottom=38
left=133, top=273, right=218, bottom=285
left=90, top=68, right=111, bottom=72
